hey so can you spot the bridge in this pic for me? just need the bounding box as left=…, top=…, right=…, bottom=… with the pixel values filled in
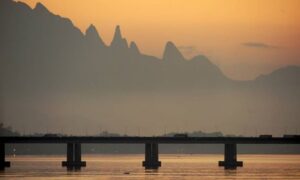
left=1, top=136, right=300, bottom=170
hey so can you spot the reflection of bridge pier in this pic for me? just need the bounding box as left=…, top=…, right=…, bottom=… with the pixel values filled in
left=62, top=143, right=86, bottom=170
left=219, top=143, right=243, bottom=169
left=143, top=143, right=161, bottom=169
left=0, top=143, right=10, bottom=170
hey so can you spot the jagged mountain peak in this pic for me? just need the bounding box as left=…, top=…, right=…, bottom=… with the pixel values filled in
left=113, top=25, right=122, bottom=40
left=85, top=24, right=100, bottom=39
left=110, top=25, right=128, bottom=49
left=34, top=2, right=50, bottom=13
left=85, top=24, right=106, bottom=48
left=86, top=24, right=97, bottom=33
left=129, top=41, right=140, bottom=54
left=163, top=41, right=185, bottom=61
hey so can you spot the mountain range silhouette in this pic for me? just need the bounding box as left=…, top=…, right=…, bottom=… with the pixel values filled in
left=0, top=0, right=299, bottom=135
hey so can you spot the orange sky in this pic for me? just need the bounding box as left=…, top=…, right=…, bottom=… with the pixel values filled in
left=18, top=0, right=300, bottom=80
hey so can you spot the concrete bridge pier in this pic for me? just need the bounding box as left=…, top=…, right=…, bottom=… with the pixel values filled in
left=142, top=143, right=161, bottom=169
left=0, top=143, right=10, bottom=170
left=62, top=143, right=86, bottom=170
left=219, top=143, right=243, bottom=169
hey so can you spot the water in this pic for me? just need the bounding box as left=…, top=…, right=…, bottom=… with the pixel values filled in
left=1, top=154, right=300, bottom=179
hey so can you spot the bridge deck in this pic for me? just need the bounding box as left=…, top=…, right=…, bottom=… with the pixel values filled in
left=1, top=136, right=300, bottom=144
left=1, top=136, right=300, bottom=170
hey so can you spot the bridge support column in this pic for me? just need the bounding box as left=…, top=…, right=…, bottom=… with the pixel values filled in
left=143, top=143, right=161, bottom=169
left=0, top=143, right=10, bottom=170
left=219, top=143, right=243, bottom=169
left=62, top=143, right=86, bottom=170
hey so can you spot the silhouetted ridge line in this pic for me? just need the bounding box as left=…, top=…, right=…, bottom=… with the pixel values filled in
left=34, top=2, right=50, bottom=13
left=110, top=25, right=128, bottom=49
left=129, top=41, right=140, bottom=55
left=163, top=41, right=185, bottom=62
left=0, top=0, right=300, bottom=141
left=1, top=0, right=299, bottom=93
left=85, top=24, right=107, bottom=48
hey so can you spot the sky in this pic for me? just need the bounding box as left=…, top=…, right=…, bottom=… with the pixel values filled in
left=18, top=0, right=300, bottom=80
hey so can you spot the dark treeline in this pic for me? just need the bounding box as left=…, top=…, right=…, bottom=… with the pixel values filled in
left=0, top=123, right=20, bottom=136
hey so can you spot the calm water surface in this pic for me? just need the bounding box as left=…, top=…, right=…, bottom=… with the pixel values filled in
left=1, top=154, right=300, bottom=179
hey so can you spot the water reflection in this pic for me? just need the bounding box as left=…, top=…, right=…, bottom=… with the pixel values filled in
left=1, top=154, right=300, bottom=179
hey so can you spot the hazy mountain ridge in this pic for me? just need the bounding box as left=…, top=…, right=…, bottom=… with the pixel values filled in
left=0, top=0, right=299, bottom=136
left=1, top=0, right=298, bottom=94
left=0, top=0, right=232, bottom=94
left=256, top=65, right=300, bottom=85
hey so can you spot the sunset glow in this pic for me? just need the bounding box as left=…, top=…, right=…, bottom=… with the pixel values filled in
left=18, top=0, right=300, bottom=79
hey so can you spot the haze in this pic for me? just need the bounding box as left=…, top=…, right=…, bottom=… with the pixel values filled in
left=1, top=0, right=299, bottom=137
left=18, top=0, right=300, bottom=80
